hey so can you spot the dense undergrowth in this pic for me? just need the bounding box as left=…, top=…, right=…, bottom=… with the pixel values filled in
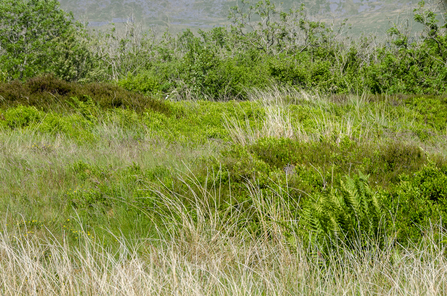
left=1, top=0, right=447, bottom=294
left=2, top=77, right=447, bottom=295
left=2, top=77, right=447, bottom=250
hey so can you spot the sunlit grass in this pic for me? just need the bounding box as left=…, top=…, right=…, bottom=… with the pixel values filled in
left=1, top=88, right=447, bottom=294
left=1, top=196, right=447, bottom=295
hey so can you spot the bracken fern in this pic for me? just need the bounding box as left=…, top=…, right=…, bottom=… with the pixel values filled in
left=302, top=172, right=384, bottom=252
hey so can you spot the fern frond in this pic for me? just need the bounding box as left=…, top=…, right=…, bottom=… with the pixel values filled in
left=301, top=172, right=386, bottom=251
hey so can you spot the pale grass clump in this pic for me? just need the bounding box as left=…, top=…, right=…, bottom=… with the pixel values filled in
left=1, top=174, right=447, bottom=295
left=224, top=87, right=319, bottom=145
left=247, top=85, right=325, bottom=106
left=223, top=107, right=308, bottom=145
left=225, top=88, right=447, bottom=148
left=224, top=88, right=366, bottom=145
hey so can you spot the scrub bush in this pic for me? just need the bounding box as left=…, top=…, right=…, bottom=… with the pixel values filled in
left=385, top=164, right=447, bottom=243
left=0, top=74, right=171, bottom=114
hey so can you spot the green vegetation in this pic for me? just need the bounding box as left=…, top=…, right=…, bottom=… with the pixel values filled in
left=1, top=0, right=447, bottom=294
left=2, top=78, right=447, bottom=293
left=0, top=0, right=93, bottom=81
left=2, top=0, right=447, bottom=97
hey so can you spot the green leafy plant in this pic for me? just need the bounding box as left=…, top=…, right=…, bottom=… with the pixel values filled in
left=118, top=71, right=162, bottom=95
left=385, top=164, right=447, bottom=243
left=3, top=105, right=42, bottom=129
left=301, top=173, right=385, bottom=250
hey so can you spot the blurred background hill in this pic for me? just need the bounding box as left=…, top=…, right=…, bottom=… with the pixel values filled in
left=59, top=0, right=446, bottom=34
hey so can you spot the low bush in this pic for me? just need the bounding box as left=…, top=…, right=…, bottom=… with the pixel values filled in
left=2, top=105, right=43, bottom=129
left=0, top=74, right=171, bottom=114
left=385, top=164, right=447, bottom=243
left=118, top=71, right=163, bottom=96
left=217, top=137, right=441, bottom=195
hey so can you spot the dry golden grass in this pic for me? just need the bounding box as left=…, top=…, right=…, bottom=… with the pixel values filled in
left=1, top=219, right=447, bottom=295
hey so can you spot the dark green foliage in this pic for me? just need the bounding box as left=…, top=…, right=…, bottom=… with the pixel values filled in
left=222, top=137, right=436, bottom=193
left=0, top=0, right=94, bottom=81
left=301, top=173, right=384, bottom=250
left=268, top=55, right=335, bottom=91
left=0, top=74, right=171, bottom=114
left=169, top=28, right=271, bottom=100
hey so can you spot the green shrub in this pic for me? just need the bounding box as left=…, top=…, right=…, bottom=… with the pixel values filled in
left=3, top=105, right=43, bottom=128
left=0, top=0, right=95, bottom=81
left=385, top=164, right=447, bottom=243
left=0, top=74, right=171, bottom=114
left=67, top=96, right=98, bottom=123
left=142, top=100, right=264, bottom=144
left=0, top=68, right=7, bottom=83
left=118, top=71, right=162, bottom=95
left=268, top=54, right=338, bottom=91
left=245, top=137, right=431, bottom=189
left=175, top=29, right=271, bottom=100
left=37, top=113, right=94, bottom=142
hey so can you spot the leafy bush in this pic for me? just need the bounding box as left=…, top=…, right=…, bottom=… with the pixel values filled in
left=37, top=113, right=95, bottom=142
left=118, top=72, right=163, bottom=96
left=0, top=0, right=94, bottom=81
left=0, top=104, right=94, bottom=141
left=241, top=137, right=433, bottom=190
left=385, top=164, right=447, bottom=243
left=173, top=28, right=272, bottom=100
left=142, top=100, right=264, bottom=144
left=3, top=105, right=43, bottom=129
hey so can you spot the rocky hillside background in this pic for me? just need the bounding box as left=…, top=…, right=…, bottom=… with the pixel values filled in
left=59, top=0, right=445, bottom=34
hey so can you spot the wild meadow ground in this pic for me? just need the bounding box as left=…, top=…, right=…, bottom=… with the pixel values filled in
left=1, top=86, right=447, bottom=295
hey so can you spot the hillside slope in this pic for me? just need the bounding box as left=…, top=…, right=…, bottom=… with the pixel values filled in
left=59, top=0, right=436, bottom=34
